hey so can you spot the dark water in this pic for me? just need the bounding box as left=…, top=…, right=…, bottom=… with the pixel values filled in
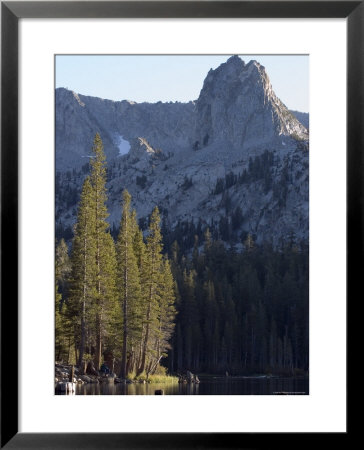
left=68, top=376, right=308, bottom=395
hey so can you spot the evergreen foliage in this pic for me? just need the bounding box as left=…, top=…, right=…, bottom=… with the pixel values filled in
left=55, top=238, right=73, bottom=362
left=56, top=134, right=308, bottom=379
left=67, top=177, right=97, bottom=367
left=116, top=190, right=142, bottom=378
left=167, top=238, right=308, bottom=375
left=57, top=134, right=177, bottom=378
left=212, top=151, right=274, bottom=196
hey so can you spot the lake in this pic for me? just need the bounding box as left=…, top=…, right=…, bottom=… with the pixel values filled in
left=66, top=376, right=308, bottom=395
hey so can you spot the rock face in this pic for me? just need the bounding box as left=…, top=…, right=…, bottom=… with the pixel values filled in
left=192, top=56, right=307, bottom=150
left=55, top=56, right=309, bottom=246
left=290, top=110, right=309, bottom=130
left=56, top=89, right=194, bottom=171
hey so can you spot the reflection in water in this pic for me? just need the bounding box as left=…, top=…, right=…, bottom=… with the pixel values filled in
left=68, top=377, right=308, bottom=396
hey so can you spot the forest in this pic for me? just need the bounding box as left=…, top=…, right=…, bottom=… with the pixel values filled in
left=55, top=133, right=309, bottom=378
left=56, top=133, right=176, bottom=379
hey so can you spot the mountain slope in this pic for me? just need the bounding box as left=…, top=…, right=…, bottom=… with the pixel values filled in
left=56, top=56, right=309, bottom=247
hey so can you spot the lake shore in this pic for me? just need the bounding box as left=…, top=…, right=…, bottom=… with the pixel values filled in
left=72, top=374, right=309, bottom=395
left=55, top=363, right=179, bottom=386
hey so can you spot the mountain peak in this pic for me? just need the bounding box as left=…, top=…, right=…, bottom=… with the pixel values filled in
left=225, top=56, right=263, bottom=74
left=227, top=54, right=243, bottom=63
left=193, top=56, right=308, bottom=149
left=225, top=54, right=245, bottom=69
left=206, top=56, right=265, bottom=83
left=56, top=58, right=309, bottom=247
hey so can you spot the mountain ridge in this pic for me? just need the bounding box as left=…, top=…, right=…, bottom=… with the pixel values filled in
left=56, top=56, right=309, bottom=247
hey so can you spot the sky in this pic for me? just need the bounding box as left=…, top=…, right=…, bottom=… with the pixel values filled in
left=56, top=55, right=309, bottom=113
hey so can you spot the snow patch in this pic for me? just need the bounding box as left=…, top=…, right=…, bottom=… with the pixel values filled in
left=114, top=134, right=131, bottom=156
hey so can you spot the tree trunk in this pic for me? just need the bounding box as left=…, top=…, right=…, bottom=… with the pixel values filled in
left=136, top=326, right=144, bottom=373
left=67, top=337, right=71, bottom=365
left=78, top=316, right=85, bottom=367
left=74, top=344, right=78, bottom=367
left=120, top=252, right=128, bottom=379
left=137, top=301, right=151, bottom=376
left=78, top=228, right=88, bottom=368
left=95, top=317, right=102, bottom=370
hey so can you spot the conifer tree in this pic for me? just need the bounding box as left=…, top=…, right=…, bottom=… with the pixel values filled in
left=116, top=190, right=142, bottom=378
left=55, top=287, right=74, bottom=364
left=55, top=238, right=71, bottom=298
left=97, top=231, right=117, bottom=363
left=89, top=133, right=117, bottom=369
left=55, top=238, right=73, bottom=362
left=137, top=206, right=164, bottom=376
left=68, top=177, right=97, bottom=367
left=150, top=258, right=176, bottom=374
left=132, top=212, right=146, bottom=270
left=131, top=215, right=149, bottom=373
left=55, top=281, right=64, bottom=361
left=56, top=134, right=180, bottom=376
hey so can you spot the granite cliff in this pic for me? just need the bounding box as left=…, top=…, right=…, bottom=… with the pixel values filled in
left=56, top=56, right=309, bottom=247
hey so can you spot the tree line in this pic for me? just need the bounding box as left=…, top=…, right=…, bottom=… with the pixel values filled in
left=55, top=134, right=176, bottom=378
left=56, top=133, right=309, bottom=377
left=166, top=233, right=309, bottom=375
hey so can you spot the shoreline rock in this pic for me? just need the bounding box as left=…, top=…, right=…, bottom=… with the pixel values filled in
left=178, top=370, right=200, bottom=384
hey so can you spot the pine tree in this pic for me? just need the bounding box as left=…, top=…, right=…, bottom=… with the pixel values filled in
left=55, top=281, right=64, bottom=361
left=56, top=134, right=180, bottom=376
left=131, top=215, right=149, bottom=374
left=244, top=233, right=255, bottom=252
left=55, top=285, right=74, bottom=364
left=68, top=177, right=97, bottom=367
left=116, top=190, right=142, bottom=378
left=89, top=133, right=117, bottom=370
left=97, top=231, right=117, bottom=365
left=137, top=206, right=164, bottom=376
left=150, top=258, right=176, bottom=374
left=55, top=239, right=74, bottom=363
left=203, top=279, right=218, bottom=370
left=55, top=238, right=71, bottom=298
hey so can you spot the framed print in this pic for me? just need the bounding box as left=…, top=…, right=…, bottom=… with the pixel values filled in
left=1, top=1, right=357, bottom=447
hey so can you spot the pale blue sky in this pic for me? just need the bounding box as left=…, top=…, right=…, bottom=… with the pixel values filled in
left=56, top=55, right=309, bottom=113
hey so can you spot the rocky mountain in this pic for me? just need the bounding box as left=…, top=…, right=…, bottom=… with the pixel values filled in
left=290, top=110, right=309, bottom=130
left=56, top=55, right=309, bottom=248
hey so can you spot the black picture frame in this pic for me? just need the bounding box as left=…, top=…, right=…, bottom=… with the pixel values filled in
left=1, top=1, right=356, bottom=448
